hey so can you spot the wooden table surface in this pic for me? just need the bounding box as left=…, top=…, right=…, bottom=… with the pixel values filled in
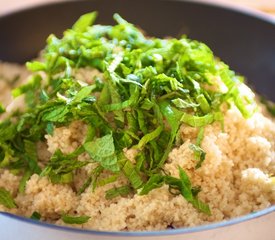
left=0, top=0, right=275, bottom=16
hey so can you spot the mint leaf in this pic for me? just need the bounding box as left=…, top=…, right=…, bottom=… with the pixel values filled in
left=72, top=12, right=97, bottom=32
left=172, top=98, right=199, bottom=109
left=181, top=113, right=214, bottom=127
left=0, top=120, right=17, bottom=141
left=24, top=140, right=41, bottom=174
left=139, top=174, right=164, bottom=195
left=84, top=134, right=119, bottom=172
left=189, top=144, right=206, bottom=169
left=137, top=125, right=163, bottom=149
left=40, top=149, right=88, bottom=184
left=118, top=153, right=143, bottom=189
left=30, top=211, right=41, bottom=220
left=163, top=168, right=211, bottom=215
left=42, top=105, right=69, bottom=123
left=0, top=103, right=5, bottom=114
left=19, top=170, right=32, bottom=193
left=26, top=61, right=46, bottom=72
left=72, top=85, right=96, bottom=104
left=61, top=214, right=90, bottom=224
left=0, top=187, right=17, bottom=209
left=105, top=185, right=132, bottom=200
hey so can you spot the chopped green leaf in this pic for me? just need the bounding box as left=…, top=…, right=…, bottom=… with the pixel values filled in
left=172, top=98, right=199, bottom=109
left=196, top=94, right=211, bottom=114
left=84, top=134, right=119, bottom=172
left=136, top=125, right=163, bottom=149
left=72, top=85, right=96, bottom=103
left=118, top=153, right=143, bottom=189
left=42, top=105, right=69, bottom=123
left=139, top=174, right=164, bottom=195
left=24, top=140, right=41, bottom=174
left=72, top=11, right=98, bottom=32
left=0, top=187, right=17, bottom=209
left=30, top=211, right=41, bottom=220
left=40, top=149, right=88, bottom=184
left=164, top=168, right=211, bottom=215
left=181, top=113, right=214, bottom=127
left=46, top=122, right=54, bottom=135
left=61, top=214, right=90, bottom=224
left=191, top=198, right=211, bottom=215
left=189, top=144, right=206, bottom=169
left=97, top=174, right=119, bottom=187
left=0, top=103, right=5, bottom=114
left=26, top=61, right=46, bottom=72
left=105, top=185, right=132, bottom=199
left=19, top=170, right=32, bottom=193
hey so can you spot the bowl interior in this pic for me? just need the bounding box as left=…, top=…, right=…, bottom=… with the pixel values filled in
left=0, top=0, right=274, bottom=101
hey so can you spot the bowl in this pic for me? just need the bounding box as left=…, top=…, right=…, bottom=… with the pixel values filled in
left=0, top=0, right=274, bottom=239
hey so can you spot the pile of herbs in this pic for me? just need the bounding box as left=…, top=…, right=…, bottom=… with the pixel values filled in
left=0, top=12, right=256, bottom=217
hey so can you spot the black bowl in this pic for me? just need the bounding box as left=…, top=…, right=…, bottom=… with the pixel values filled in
left=0, top=1, right=275, bottom=239
left=0, top=0, right=274, bottom=101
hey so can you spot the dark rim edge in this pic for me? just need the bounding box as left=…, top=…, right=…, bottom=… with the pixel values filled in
left=184, top=0, right=275, bottom=24
left=0, top=0, right=274, bottom=25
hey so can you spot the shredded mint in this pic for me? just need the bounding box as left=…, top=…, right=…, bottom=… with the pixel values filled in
left=42, top=105, right=70, bottom=123
left=118, top=153, right=143, bottom=189
left=0, top=103, right=5, bottom=114
left=189, top=127, right=206, bottom=168
left=139, top=174, right=164, bottom=195
left=139, top=168, right=211, bottom=215
left=72, top=12, right=98, bottom=33
left=0, top=187, right=17, bottom=209
left=26, top=61, right=46, bottom=72
left=84, top=134, right=119, bottom=172
left=30, top=211, right=41, bottom=221
left=105, top=185, right=132, bottom=200
left=19, top=170, right=32, bottom=193
left=61, top=214, right=90, bottom=224
left=40, top=149, right=88, bottom=184
left=189, top=144, right=206, bottom=169
left=172, top=98, right=199, bottom=109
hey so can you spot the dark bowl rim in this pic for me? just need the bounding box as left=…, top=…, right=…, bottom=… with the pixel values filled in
left=0, top=0, right=274, bottom=25
left=0, top=0, right=274, bottom=237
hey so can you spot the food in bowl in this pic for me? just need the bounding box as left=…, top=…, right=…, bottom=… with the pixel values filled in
left=0, top=12, right=274, bottom=231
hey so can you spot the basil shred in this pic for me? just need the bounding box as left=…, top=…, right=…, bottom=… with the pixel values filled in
left=0, top=12, right=256, bottom=216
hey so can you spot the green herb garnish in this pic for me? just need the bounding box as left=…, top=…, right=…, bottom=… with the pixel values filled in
left=0, top=103, right=5, bottom=114
left=0, top=187, right=17, bottom=209
left=139, top=167, right=211, bottom=215
left=30, top=211, right=41, bottom=220
left=84, top=134, right=119, bottom=172
left=105, top=185, right=132, bottom=200
left=61, top=214, right=90, bottom=224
